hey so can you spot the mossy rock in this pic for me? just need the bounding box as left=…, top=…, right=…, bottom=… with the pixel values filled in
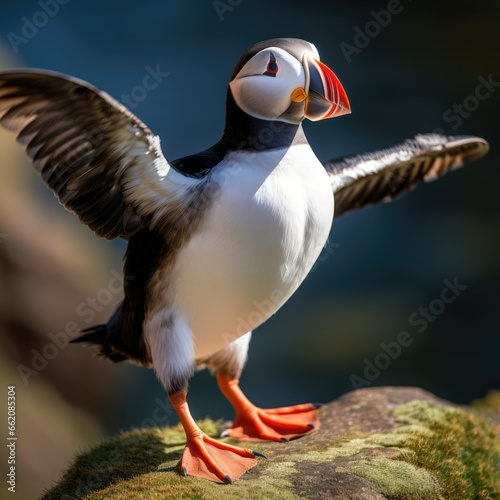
left=43, top=387, right=500, bottom=499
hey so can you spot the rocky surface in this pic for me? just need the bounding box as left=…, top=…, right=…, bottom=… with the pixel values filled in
left=43, top=387, right=500, bottom=499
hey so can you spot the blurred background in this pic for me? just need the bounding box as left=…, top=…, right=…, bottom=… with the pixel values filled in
left=0, top=0, right=498, bottom=497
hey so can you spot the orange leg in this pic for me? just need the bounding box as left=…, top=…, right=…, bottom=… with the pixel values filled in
left=217, top=373, right=320, bottom=442
left=170, top=391, right=259, bottom=483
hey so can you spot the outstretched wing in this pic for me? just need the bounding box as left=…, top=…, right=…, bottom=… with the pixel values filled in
left=325, top=134, right=489, bottom=217
left=0, top=69, right=200, bottom=240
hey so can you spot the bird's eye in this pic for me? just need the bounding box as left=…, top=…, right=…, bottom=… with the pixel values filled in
left=264, top=53, right=278, bottom=77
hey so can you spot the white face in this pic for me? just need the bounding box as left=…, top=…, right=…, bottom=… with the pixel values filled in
left=229, top=46, right=317, bottom=124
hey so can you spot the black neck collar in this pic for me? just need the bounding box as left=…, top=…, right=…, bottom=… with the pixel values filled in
left=218, top=91, right=307, bottom=152
left=171, top=90, right=307, bottom=177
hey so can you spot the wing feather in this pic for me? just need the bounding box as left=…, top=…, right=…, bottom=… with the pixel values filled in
left=324, top=134, right=489, bottom=217
left=0, top=69, right=200, bottom=240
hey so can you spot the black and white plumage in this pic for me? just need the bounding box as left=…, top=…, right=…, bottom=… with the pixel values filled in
left=0, top=38, right=489, bottom=483
left=326, top=133, right=489, bottom=216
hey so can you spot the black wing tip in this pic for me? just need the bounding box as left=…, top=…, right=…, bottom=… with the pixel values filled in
left=413, top=132, right=490, bottom=161
left=0, top=67, right=97, bottom=89
left=446, top=134, right=490, bottom=158
left=0, top=67, right=146, bottom=119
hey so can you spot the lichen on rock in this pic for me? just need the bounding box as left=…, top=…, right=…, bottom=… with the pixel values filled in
left=43, top=387, right=500, bottom=499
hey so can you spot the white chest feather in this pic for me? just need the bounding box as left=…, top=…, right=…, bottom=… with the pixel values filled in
left=171, top=145, right=334, bottom=359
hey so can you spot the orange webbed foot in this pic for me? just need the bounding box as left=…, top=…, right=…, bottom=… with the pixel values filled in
left=170, top=390, right=260, bottom=483
left=221, top=403, right=320, bottom=442
left=217, top=373, right=321, bottom=442
left=179, top=432, right=258, bottom=483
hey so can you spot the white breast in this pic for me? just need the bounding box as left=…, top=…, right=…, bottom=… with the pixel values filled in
left=170, top=145, right=334, bottom=359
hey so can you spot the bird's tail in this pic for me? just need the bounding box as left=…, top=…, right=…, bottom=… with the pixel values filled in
left=71, top=324, right=127, bottom=363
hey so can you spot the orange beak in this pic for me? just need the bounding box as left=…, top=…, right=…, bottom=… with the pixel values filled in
left=304, top=54, right=351, bottom=121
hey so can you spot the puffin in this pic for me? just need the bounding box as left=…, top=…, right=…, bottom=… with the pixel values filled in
left=0, top=38, right=489, bottom=484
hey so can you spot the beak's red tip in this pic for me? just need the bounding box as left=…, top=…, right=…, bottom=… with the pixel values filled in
left=316, top=59, right=351, bottom=118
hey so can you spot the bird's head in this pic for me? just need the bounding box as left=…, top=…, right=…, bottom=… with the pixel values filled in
left=229, top=38, right=351, bottom=125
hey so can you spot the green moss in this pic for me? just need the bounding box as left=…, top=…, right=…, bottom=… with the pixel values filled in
left=43, top=420, right=299, bottom=500
left=286, top=435, right=382, bottom=463
left=43, top=394, right=500, bottom=499
left=87, top=469, right=299, bottom=500
left=281, top=420, right=437, bottom=498
left=283, top=401, right=499, bottom=498
left=472, top=390, right=500, bottom=412
left=350, top=403, right=363, bottom=410
left=395, top=401, right=500, bottom=499
left=335, top=455, right=437, bottom=498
